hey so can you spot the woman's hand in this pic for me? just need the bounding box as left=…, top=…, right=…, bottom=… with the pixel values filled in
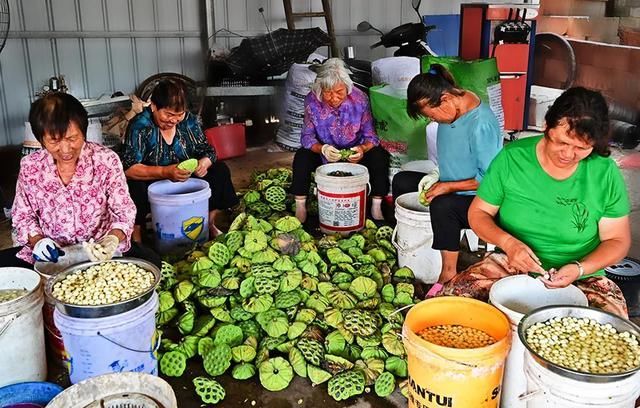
left=424, top=182, right=452, bottom=202
left=194, top=157, right=212, bottom=178
left=501, top=236, right=546, bottom=274
left=347, top=145, right=364, bottom=163
left=163, top=164, right=191, bottom=182
left=321, top=144, right=341, bottom=162
left=538, top=263, right=581, bottom=289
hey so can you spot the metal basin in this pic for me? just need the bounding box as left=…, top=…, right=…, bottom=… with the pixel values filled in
left=518, top=305, right=640, bottom=383
left=45, top=258, right=160, bottom=318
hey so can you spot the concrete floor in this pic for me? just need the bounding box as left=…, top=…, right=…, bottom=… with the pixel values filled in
left=3, top=144, right=640, bottom=407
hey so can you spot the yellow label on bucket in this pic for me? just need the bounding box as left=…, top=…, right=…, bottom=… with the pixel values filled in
left=182, top=216, right=204, bottom=241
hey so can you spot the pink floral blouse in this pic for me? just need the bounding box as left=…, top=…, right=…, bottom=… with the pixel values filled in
left=12, top=142, right=135, bottom=263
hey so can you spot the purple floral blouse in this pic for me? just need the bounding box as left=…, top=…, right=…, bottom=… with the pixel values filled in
left=12, top=142, right=135, bottom=263
left=300, top=86, right=380, bottom=150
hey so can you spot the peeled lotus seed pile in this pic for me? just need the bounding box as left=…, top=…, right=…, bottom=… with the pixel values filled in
left=52, top=261, right=155, bottom=305
left=417, top=325, right=497, bottom=349
left=0, top=289, right=28, bottom=303
left=526, top=316, right=640, bottom=374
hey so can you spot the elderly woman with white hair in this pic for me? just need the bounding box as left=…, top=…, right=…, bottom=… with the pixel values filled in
left=290, top=58, right=390, bottom=223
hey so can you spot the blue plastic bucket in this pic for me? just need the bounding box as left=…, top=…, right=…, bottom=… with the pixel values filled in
left=148, top=178, right=211, bottom=254
left=53, top=292, right=159, bottom=384
left=0, top=381, right=63, bottom=407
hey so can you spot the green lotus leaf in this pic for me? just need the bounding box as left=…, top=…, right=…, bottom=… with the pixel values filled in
left=357, top=254, right=376, bottom=264
left=273, top=256, right=296, bottom=272
left=307, top=364, right=332, bottom=385
left=299, top=260, right=318, bottom=276
left=375, top=371, right=396, bottom=397
left=290, top=228, right=313, bottom=243
left=338, top=238, right=357, bottom=250
left=160, top=350, right=187, bottom=377
left=382, top=331, right=405, bottom=356
left=395, top=282, right=415, bottom=296
left=192, top=256, right=216, bottom=273
left=327, top=290, right=358, bottom=310
left=331, top=272, right=353, bottom=285
left=276, top=340, right=296, bottom=354
left=385, top=356, right=408, bottom=378
left=350, top=234, right=366, bottom=249
left=349, top=276, right=378, bottom=300
left=287, top=321, right=307, bottom=340
left=232, top=344, right=257, bottom=363
left=237, top=247, right=253, bottom=259
left=195, top=269, right=221, bottom=288
left=160, top=338, right=177, bottom=352
left=326, top=248, right=353, bottom=264
left=357, top=332, right=382, bottom=348
left=221, top=276, right=240, bottom=291
left=393, top=292, right=414, bottom=307
left=347, top=247, right=364, bottom=258
left=357, top=295, right=381, bottom=310
left=174, top=280, right=195, bottom=303
left=244, top=230, right=268, bottom=252
left=325, top=330, right=347, bottom=355
left=259, top=357, right=294, bottom=391
left=210, top=307, right=233, bottom=323
left=295, top=308, right=316, bottom=324
left=394, top=266, right=415, bottom=282
left=300, top=275, right=318, bottom=291
left=337, top=324, right=355, bottom=344
left=213, top=324, right=244, bottom=347
left=177, top=158, right=198, bottom=172
left=288, top=347, right=307, bottom=378
left=317, top=282, right=337, bottom=297
left=243, top=189, right=261, bottom=204
left=346, top=344, right=363, bottom=361
left=381, top=322, right=402, bottom=334
left=176, top=335, right=199, bottom=359
left=279, top=269, right=302, bottom=292
left=156, top=307, right=179, bottom=326
left=324, top=308, right=344, bottom=328
left=305, top=293, right=330, bottom=313
left=256, top=309, right=289, bottom=338
left=355, top=358, right=385, bottom=385
left=251, top=248, right=279, bottom=264
left=242, top=294, right=273, bottom=313
left=197, top=293, right=227, bottom=309
left=323, top=354, right=355, bottom=375
left=230, top=255, right=252, bottom=273
left=239, top=276, right=256, bottom=298
left=260, top=336, right=287, bottom=351
left=177, top=310, right=195, bottom=335
left=198, top=337, right=215, bottom=356
left=238, top=320, right=262, bottom=341
left=361, top=346, right=389, bottom=361
left=367, top=248, right=386, bottom=262
left=186, top=315, right=214, bottom=338
left=158, top=291, right=175, bottom=313
left=274, top=215, right=301, bottom=233
left=232, top=363, right=256, bottom=380
left=381, top=284, right=395, bottom=303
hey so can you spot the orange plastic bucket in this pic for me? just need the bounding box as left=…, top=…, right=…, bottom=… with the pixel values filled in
left=402, top=297, right=511, bottom=408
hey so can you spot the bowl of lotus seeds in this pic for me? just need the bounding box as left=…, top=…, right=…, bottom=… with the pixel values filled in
left=46, top=258, right=160, bottom=318
left=518, top=306, right=640, bottom=382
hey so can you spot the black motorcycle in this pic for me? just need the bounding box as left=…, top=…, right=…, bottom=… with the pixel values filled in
left=344, top=0, right=435, bottom=91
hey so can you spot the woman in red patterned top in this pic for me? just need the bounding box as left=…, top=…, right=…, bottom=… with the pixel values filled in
left=0, top=93, right=160, bottom=268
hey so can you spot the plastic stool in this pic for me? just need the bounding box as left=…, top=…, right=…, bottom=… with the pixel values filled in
left=461, top=229, right=495, bottom=252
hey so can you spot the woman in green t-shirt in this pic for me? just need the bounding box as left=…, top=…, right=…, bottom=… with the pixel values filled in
left=447, top=87, right=630, bottom=317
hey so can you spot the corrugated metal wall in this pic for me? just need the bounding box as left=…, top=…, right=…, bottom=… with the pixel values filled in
left=0, top=0, right=531, bottom=146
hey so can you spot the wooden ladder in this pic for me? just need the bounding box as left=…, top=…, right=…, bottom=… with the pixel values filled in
left=282, top=0, right=338, bottom=57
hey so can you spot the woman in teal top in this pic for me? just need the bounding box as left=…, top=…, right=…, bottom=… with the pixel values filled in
left=463, top=87, right=630, bottom=317
left=398, top=64, right=502, bottom=285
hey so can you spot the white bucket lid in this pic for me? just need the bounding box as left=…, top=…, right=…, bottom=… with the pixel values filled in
left=148, top=178, right=211, bottom=206
left=489, top=275, right=588, bottom=323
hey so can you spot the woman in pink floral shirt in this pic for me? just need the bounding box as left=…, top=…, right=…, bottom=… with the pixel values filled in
left=0, top=93, right=160, bottom=268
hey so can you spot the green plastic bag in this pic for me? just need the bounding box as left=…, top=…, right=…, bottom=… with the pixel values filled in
left=369, top=85, right=429, bottom=162
left=420, top=56, right=504, bottom=129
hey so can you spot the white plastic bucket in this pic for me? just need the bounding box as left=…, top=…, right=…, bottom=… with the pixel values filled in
left=148, top=178, right=211, bottom=254
left=315, top=163, right=369, bottom=235
left=392, top=192, right=441, bottom=283
left=522, top=351, right=640, bottom=408
left=0, top=267, right=47, bottom=387
left=488, top=275, right=588, bottom=408
left=54, top=292, right=160, bottom=384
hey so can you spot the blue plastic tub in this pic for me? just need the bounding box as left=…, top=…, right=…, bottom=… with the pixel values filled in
left=0, top=382, right=63, bottom=407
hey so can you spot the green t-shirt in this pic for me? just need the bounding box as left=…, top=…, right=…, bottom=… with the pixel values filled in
left=477, top=136, right=630, bottom=277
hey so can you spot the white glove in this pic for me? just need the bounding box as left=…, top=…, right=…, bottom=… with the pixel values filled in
left=33, top=238, right=65, bottom=263
left=83, top=234, right=120, bottom=262
left=321, top=144, right=341, bottom=162
left=418, top=168, right=440, bottom=193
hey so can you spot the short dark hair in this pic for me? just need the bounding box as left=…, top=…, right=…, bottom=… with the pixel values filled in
left=150, top=79, right=187, bottom=112
left=28, top=92, right=88, bottom=144
left=406, top=64, right=465, bottom=120
left=544, top=87, right=610, bottom=157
